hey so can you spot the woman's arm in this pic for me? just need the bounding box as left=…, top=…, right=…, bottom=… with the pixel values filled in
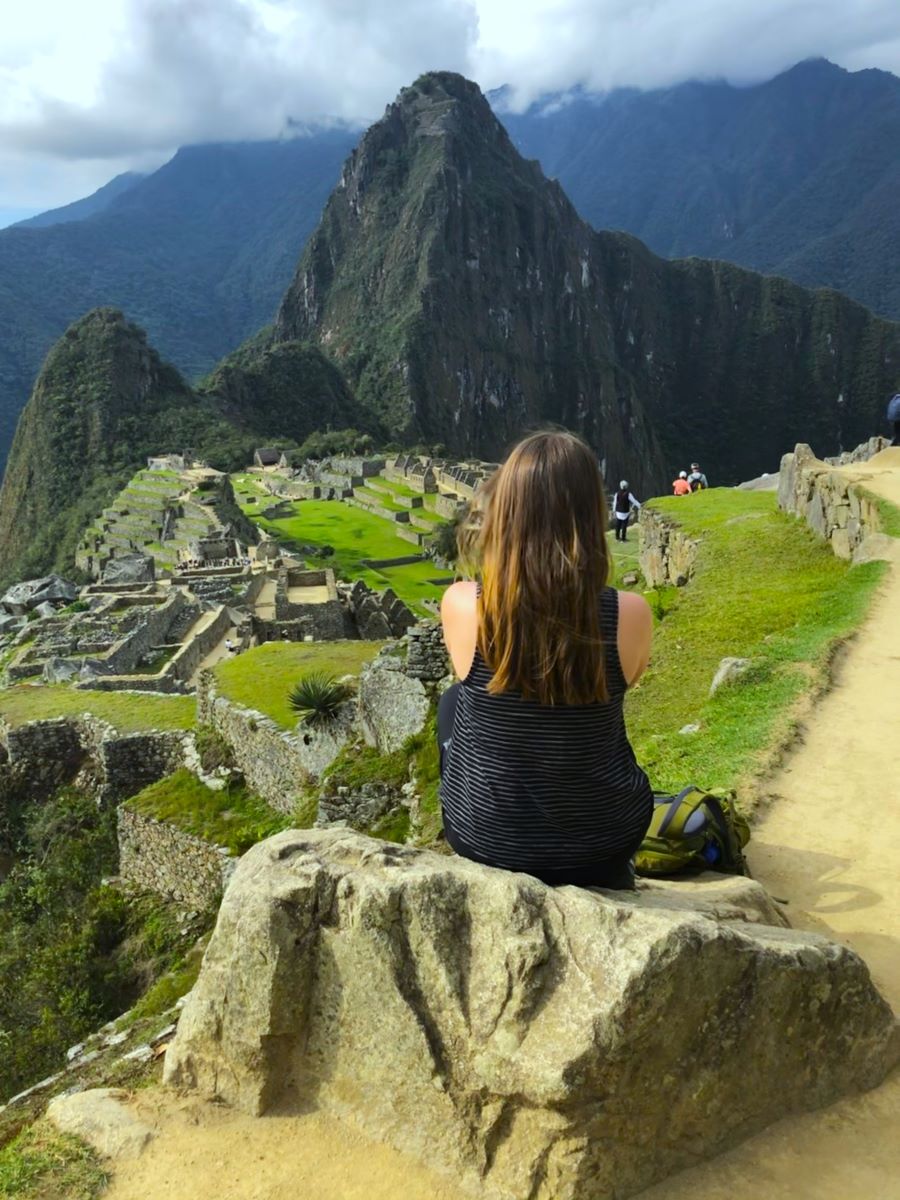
left=616, top=590, right=653, bottom=686
left=440, top=580, right=479, bottom=680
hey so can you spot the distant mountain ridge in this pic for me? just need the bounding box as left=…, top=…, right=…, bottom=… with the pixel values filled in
left=13, top=172, right=145, bottom=229
left=0, top=131, right=358, bottom=473
left=1, top=71, right=899, bottom=586
left=501, top=58, right=900, bottom=320
left=2, top=57, right=900, bottom=481
left=274, top=72, right=900, bottom=486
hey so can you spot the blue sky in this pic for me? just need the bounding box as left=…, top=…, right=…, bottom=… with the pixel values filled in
left=2, top=0, right=899, bottom=225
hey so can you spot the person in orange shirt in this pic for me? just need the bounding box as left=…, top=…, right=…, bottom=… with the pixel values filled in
left=672, top=471, right=692, bottom=496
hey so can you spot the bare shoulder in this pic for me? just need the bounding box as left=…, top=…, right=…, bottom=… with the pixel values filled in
left=441, top=580, right=478, bottom=618
left=616, top=588, right=652, bottom=626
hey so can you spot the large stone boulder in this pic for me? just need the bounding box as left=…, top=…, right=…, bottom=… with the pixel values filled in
left=1, top=574, right=77, bottom=614
left=165, top=830, right=898, bottom=1200
left=358, top=656, right=430, bottom=753
left=101, top=553, right=155, bottom=584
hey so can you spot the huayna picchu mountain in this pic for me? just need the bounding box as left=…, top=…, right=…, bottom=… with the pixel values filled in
left=272, top=73, right=900, bottom=487
left=2, top=73, right=899, bottom=584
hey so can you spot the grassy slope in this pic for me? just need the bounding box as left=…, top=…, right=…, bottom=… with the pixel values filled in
left=0, top=687, right=195, bottom=732
left=125, top=769, right=288, bottom=856
left=626, top=490, right=886, bottom=800
left=212, top=641, right=382, bottom=729
left=232, top=478, right=453, bottom=610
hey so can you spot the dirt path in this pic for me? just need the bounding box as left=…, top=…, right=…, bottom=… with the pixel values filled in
left=640, top=448, right=900, bottom=1199
left=104, top=454, right=900, bottom=1200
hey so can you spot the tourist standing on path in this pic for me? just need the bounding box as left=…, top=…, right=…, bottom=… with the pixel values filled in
left=888, top=393, right=900, bottom=445
left=438, top=430, right=654, bottom=889
left=688, top=463, right=709, bottom=491
left=613, top=481, right=641, bottom=541
left=672, top=471, right=692, bottom=496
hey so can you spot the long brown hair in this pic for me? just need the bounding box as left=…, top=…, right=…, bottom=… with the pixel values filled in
left=469, top=430, right=611, bottom=705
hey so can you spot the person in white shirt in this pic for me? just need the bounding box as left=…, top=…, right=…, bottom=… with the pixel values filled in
left=613, top=481, right=641, bottom=542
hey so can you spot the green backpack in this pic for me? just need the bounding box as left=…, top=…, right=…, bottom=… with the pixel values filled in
left=634, top=786, right=751, bottom=877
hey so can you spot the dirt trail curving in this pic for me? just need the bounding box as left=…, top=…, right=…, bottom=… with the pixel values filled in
left=104, top=452, right=900, bottom=1200
left=641, top=447, right=900, bottom=1198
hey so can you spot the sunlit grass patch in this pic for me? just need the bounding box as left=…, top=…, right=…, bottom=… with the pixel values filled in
left=213, top=640, right=382, bottom=728
left=627, top=489, right=887, bottom=800
left=0, top=686, right=195, bottom=732
left=0, top=1125, right=108, bottom=1199
left=125, top=769, right=288, bottom=855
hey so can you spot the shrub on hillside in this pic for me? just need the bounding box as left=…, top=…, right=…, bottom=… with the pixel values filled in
left=288, top=671, right=353, bottom=728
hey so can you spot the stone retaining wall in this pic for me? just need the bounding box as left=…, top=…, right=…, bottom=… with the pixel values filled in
left=778, top=442, right=885, bottom=560
left=406, top=622, right=449, bottom=682
left=431, top=493, right=464, bottom=519
left=89, top=591, right=191, bottom=676
left=167, top=606, right=232, bottom=683
left=196, top=674, right=353, bottom=811
left=360, top=554, right=425, bottom=569
left=346, top=495, right=410, bottom=524
left=117, top=806, right=233, bottom=911
left=638, top=510, right=698, bottom=587
left=0, top=713, right=188, bottom=807
left=396, top=525, right=425, bottom=546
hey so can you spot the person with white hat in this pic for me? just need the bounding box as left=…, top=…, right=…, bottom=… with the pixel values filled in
left=613, top=480, right=641, bottom=542
left=672, top=470, right=692, bottom=496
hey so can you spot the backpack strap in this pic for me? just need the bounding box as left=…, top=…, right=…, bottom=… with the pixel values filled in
left=656, top=787, right=701, bottom=838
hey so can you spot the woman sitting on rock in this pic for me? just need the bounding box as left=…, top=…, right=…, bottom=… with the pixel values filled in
left=439, top=430, right=654, bottom=889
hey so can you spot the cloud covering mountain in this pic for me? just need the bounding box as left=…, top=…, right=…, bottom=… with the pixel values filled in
left=2, top=0, right=900, bottom=217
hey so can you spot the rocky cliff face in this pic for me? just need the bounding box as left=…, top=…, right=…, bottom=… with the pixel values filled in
left=275, top=73, right=664, bottom=491
left=274, top=72, right=900, bottom=488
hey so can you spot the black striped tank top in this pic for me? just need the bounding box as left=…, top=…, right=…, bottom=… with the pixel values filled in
left=440, top=587, right=653, bottom=873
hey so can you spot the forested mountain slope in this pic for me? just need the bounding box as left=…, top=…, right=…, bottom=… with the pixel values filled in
left=0, top=309, right=372, bottom=587
left=273, top=72, right=900, bottom=486
left=502, top=59, right=900, bottom=320
left=0, top=131, right=357, bottom=473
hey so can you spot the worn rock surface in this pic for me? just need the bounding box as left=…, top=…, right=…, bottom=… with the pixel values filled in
left=358, top=656, right=430, bottom=753
left=638, top=509, right=698, bottom=587
left=709, top=656, right=751, bottom=696
left=102, top=553, right=155, bottom=584
left=778, top=440, right=884, bottom=558
left=165, top=829, right=898, bottom=1200
left=47, top=1088, right=153, bottom=1159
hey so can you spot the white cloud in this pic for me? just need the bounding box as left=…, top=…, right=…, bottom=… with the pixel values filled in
left=1, top=0, right=899, bottom=215
left=474, top=0, right=900, bottom=107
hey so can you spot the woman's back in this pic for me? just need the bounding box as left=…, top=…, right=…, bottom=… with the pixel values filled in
left=441, top=586, right=652, bottom=875
left=438, top=429, right=653, bottom=887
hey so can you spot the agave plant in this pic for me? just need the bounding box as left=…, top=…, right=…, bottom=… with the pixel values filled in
left=288, top=670, right=354, bottom=728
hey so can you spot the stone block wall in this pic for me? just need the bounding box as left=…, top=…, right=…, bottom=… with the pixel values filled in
left=93, top=730, right=188, bottom=804
left=638, top=510, right=698, bottom=587
left=432, top=493, right=464, bottom=519
left=327, top=457, right=385, bottom=478
left=406, top=622, right=450, bottom=682
left=196, top=674, right=353, bottom=812
left=823, top=437, right=889, bottom=467
left=396, top=526, right=425, bottom=546
left=0, top=713, right=189, bottom=809
left=162, top=605, right=231, bottom=684
left=0, top=718, right=85, bottom=798
left=778, top=442, right=884, bottom=560
left=94, top=590, right=192, bottom=676
left=346, top=581, right=416, bottom=639
left=315, top=783, right=402, bottom=831
left=346, top=495, right=410, bottom=524
left=118, top=806, right=233, bottom=912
